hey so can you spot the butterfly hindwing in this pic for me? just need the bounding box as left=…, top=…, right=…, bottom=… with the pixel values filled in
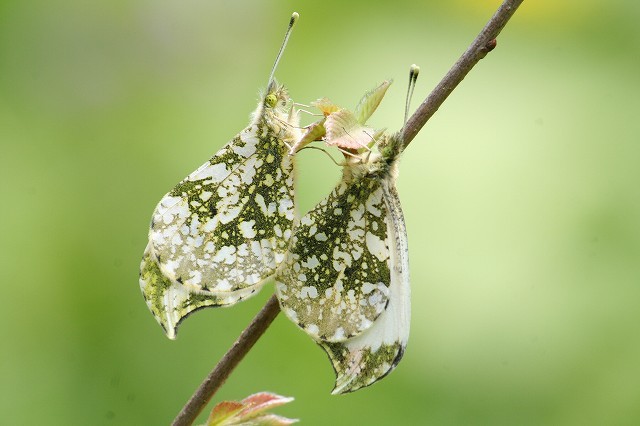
left=322, top=178, right=410, bottom=394
left=277, top=133, right=410, bottom=393
left=139, top=243, right=260, bottom=339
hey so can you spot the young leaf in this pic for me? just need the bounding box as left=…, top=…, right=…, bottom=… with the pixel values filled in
left=205, top=392, right=297, bottom=426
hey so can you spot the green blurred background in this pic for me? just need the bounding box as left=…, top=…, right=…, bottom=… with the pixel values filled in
left=2, top=0, right=639, bottom=424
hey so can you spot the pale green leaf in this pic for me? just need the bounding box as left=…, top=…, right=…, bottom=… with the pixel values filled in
left=353, top=80, right=392, bottom=124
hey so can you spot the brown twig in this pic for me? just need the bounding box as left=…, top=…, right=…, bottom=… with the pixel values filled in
left=172, top=1, right=524, bottom=424
left=401, top=0, right=525, bottom=148
left=172, top=295, right=281, bottom=426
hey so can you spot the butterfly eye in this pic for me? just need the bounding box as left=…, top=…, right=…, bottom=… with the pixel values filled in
left=265, top=93, right=278, bottom=108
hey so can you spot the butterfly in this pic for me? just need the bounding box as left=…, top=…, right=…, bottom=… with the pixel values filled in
left=139, top=13, right=301, bottom=339
left=275, top=67, right=418, bottom=393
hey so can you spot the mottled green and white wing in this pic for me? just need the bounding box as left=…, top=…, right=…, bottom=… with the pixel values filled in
left=276, top=177, right=392, bottom=343
left=276, top=157, right=410, bottom=393
left=150, top=116, right=295, bottom=290
left=322, top=179, right=410, bottom=394
left=141, top=92, right=299, bottom=338
left=139, top=243, right=261, bottom=339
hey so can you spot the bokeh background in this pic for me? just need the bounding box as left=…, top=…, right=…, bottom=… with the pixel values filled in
left=2, top=0, right=639, bottom=424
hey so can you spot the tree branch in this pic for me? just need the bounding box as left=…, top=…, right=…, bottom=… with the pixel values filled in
left=401, top=0, right=525, bottom=147
left=172, top=1, right=524, bottom=424
left=172, top=295, right=281, bottom=426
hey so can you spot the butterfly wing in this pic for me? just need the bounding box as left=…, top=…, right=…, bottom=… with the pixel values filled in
left=276, top=177, right=391, bottom=343
left=139, top=243, right=261, bottom=339
left=143, top=97, right=299, bottom=337
left=322, top=179, right=410, bottom=394
left=150, top=117, right=295, bottom=290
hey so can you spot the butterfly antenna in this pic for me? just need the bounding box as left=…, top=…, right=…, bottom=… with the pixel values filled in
left=268, top=12, right=299, bottom=89
left=403, top=64, right=420, bottom=125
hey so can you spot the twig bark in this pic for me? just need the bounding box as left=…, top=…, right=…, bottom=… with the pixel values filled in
left=402, top=0, right=524, bottom=148
left=172, top=1, right=524, bottom=424
left=172, top=295, right=281, bottom=426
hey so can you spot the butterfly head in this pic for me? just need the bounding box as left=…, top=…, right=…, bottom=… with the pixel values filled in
left=264, top=80, right=291, bottom=111
left=256, top=81, right=299, bottom=132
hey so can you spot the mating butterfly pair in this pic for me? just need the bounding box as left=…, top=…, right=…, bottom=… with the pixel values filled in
left=139, top=12, right=414, bottom=394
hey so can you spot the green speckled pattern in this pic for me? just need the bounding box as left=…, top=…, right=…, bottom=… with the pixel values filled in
left=277, top=133, right=411, bottom=393
left=276, top=177, right=391, bottom=342
left=139, top=243, right=258, bottom=339
left=140, top=85, right=301, bottom=338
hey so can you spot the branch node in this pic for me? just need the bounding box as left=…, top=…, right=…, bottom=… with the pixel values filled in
left=400, top=0, right=524, bottom=147
left=480, top=38, right=498, bottom=58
